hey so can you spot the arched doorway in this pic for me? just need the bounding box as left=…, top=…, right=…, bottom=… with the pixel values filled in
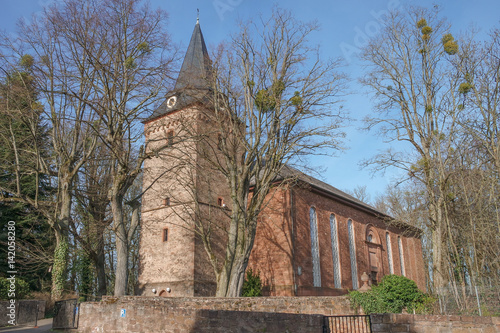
left=366, top=226, right=382, bottom=285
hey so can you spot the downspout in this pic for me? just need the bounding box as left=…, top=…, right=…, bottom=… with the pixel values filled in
left=290, top=187, right=297, bottom=296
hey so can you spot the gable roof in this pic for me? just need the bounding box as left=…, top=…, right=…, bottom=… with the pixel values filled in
left=277, top=165, right=422, bottom=235
left=277, top=165, right=387, bottom=218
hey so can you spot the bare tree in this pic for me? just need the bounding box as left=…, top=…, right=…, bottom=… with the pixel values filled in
left=48, top=0, right=176, bottom=296
left=72, top=141, right=112, bottom=296
left=1, top=9, right=100, bottom=298
left=344, top=185, right=371, bottom=204
left=359, top=6, right=463, bottom=291
left=1, top=0, right=176, bottom=298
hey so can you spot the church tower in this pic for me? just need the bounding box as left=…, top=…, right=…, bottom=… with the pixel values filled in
left=137, top=20, right=229, bottom=297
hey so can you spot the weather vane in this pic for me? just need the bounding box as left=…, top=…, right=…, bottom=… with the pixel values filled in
left=197, top=8, right=199, bottom=24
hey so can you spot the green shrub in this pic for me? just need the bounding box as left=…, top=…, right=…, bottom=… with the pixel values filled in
left=349, top=275, right=434, bottom=314
left=241, top=269, right=263, bottom=297
left=0, top=277, right=30, bottom=300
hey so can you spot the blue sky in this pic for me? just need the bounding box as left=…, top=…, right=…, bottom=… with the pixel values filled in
left=1, top=0, right=499, bottom=203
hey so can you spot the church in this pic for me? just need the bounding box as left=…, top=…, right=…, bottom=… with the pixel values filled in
left=137, top=20, right=426, bottom=297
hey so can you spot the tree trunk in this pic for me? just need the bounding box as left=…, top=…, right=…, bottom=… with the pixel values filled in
left=51, top=180, right=72, bottom=300
left=216, top=255, right=247, bottom=297
left=430, top=203, right=447, bottom=292
left=111, top=195, right=129, bottom=296
left=215, top=207, right=255, bottom=297
left=96, top=236, right=107, bottom=296
left=52, top=232, right=69, bottom=300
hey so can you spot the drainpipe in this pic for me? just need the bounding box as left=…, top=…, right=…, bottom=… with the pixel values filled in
left=290, top=188, right=297, bottom=296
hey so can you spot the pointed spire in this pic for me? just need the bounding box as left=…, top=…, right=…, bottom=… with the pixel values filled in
left=144, top=19, right=212, bottom=123
left=174, top=19, right=212, bottom=91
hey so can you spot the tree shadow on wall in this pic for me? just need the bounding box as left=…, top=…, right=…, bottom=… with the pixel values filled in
left=189, top=309, right=324, bottom=332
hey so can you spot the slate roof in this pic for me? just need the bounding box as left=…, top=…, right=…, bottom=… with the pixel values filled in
left=144, top=19, right=212, bottom=123
left=174, top=19, right=212, bottom=91
left=277, top=165, right=388, bottom=218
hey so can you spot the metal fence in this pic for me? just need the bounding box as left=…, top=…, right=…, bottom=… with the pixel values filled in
left=324, top=315, right=372, bottom=333
left=436, top=284, right=500, bottom=316
left=0, top=300, right=45, bottom=327
left=52, top=299, right=79, bottom=329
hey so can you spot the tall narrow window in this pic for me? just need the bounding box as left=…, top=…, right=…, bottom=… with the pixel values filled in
left=329, top=214, right=341, bottom=288
left=398, top=236, right=406, bottom=276
left=309, top=207, right=321, bottom=287
left=386, top=232, right=394, bottom=274
left=347, top=219, right=358, bottom=289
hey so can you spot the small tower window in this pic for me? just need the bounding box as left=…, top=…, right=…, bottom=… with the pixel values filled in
left=166, top=130, right=174, bottom=146
left=217, top=133, right=222, bottom=150
left=217, top=197, right=224, bottom=207
left=163, top=197, right=170, bottom=206
left=162, top=228, right=169, bottom=242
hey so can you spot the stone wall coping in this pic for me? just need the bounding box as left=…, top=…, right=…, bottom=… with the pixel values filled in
left=372, top=313, right=497, bottom=324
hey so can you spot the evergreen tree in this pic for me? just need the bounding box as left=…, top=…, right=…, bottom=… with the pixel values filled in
left=0, top=69, right=54, bottom=292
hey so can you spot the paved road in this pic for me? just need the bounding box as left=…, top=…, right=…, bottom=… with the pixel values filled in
left=0, top=319, right=53, bottom=333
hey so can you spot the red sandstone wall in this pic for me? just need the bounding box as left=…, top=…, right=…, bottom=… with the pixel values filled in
left=248, top=187, right=296, bottom=295
left=139, top=106, right=234, bottom=297
left=77, top=300, right=325, bottom=333
left=139, top=108, right=201, bottom=296
left=76, top=296, right=354, bottom=333
left=76, top=297, right=500, bottom=333
left=370, top=313, right=500, bottom=332
left=249, top=183, right=426, bottom=296
left=293, top=185, right=425, bottom=291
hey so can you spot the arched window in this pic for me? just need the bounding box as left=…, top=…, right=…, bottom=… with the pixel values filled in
left=398, top=236, right=406, bottom=276
left=329, top=214, right=341, bottom=288
left=309, top=207, right=321, bottom=287
left=386, top=232, right=394, bottom=274
left=347, top=219, right=358, bottom=289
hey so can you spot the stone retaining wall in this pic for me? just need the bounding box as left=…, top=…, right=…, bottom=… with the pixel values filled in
left=77, top=297, right=330, bottom=333
left=99, top=295, right=355, bottom=315
left=75, top=297, right=500, bottom=333
left=371, top=313, right=500, bottom=333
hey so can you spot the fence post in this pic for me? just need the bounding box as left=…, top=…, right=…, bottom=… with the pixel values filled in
left=34, top=303, right=39, bottom=328
left=474, top=285, right=482, bottom=316
left=72, top=299, right=78, bottom=328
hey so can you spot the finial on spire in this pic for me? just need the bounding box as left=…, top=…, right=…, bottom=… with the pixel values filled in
left=196, top=8, right=199, bottom=24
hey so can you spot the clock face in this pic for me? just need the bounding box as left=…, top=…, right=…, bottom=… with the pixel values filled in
left=167, top=96, right=177, bottom=108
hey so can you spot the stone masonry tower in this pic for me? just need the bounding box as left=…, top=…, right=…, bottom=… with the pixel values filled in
left=137, top=20, right=229, bottom=297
